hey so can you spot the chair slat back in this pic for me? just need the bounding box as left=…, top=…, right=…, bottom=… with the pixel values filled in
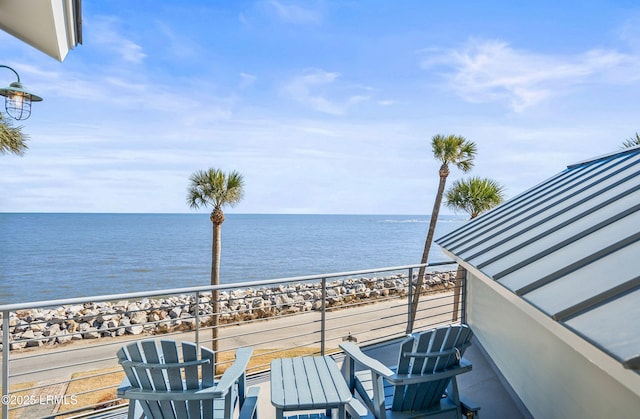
left=392, top=324, right=473, bottom=412
left=200, top=346, right=216, bottom=419
left=119, top=340, right=165, bottom=418
left=417, top=326, right=457, bottom=411
left=142, top=340, right=177, bottom=417
left=391, top=330, right=429, bottom=411
left=117, top=339, right=216, bottom=419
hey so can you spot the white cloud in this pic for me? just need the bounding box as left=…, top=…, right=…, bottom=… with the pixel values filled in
left=120, top=42, right=146, bottom=64
left=88, top=16, right=147, bottom=64
left=422, top=38, right=640, bottom=112
left=282, top=69, right=371, bottom=115
left=153, top=21, right=201, bottom=60
left=377, top=99, right=396, bottom=106
left=265, top=0, right=322, bottom=25
left=617, top=12, right=640, bottom=51
left=23, top=65, right=235, bottom=124
left=239, top=72, right=257, bottom=88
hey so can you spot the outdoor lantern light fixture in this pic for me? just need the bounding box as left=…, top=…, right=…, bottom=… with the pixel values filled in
left=0, top=65, right=43, bottom=120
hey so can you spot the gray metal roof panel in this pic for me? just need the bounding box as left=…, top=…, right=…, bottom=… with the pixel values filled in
left=473, top=182, right=640, bottom=270
left=524, top=241, right=640, bottom=316
left=497, top=210, right=640, bottom=291
left=442, top=152, right=640, bottom=258
left=436, top=147, right=640, bottom=370
left=567, top=144, right=640, bottom=168
left=565, top=288, right=640, bottom=369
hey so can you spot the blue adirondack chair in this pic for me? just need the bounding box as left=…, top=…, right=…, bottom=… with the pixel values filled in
left=340, top=324, right=475, bottom=419
left=117, top=339, right=259, bottom=419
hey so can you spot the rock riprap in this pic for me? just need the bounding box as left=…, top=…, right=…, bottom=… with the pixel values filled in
left=1, top=271, right=456, bottom=351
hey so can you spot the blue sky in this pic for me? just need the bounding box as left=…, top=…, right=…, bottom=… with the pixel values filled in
left=1, top=1, right=639, bottom=214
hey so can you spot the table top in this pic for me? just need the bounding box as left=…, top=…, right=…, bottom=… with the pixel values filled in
left=271, top=355, right=352, bottom=411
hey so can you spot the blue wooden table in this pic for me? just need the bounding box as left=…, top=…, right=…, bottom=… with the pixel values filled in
left=271, top=356, right=353, bottom=419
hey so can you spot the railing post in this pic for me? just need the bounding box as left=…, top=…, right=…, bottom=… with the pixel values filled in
left=406, top=268, right=414, bottom=334
left=451, top=265, right=465, bottom=323
left=2, top=310, right=10, bottom=419
left=321, top=277, right=327, bottom=356
left=461, top=268, right=467, bottom=324
left=195, top=291, right=201, bottom=349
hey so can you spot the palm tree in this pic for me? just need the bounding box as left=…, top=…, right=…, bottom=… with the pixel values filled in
left=622, top=132, right=640, bottom=148
left=408, top=134, right=477, bottom=333
left=187, top=168, right=244, bottom=357
left=445, top=177, right=505, bottom=219
left=0, top=113, right=28, bottom=156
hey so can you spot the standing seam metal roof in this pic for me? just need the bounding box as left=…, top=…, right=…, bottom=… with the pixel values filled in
left=436, top=147, right=640, bottom=371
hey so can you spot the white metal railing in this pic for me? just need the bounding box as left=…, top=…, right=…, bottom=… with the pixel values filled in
left=0, top=262, right=462, bottom=418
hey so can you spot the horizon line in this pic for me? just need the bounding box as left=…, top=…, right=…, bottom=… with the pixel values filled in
left=0, top=211, right=464, bottom=217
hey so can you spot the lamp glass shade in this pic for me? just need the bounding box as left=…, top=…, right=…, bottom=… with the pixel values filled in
left=0, top=81, right=41, bottom=121
left=5, top=92, right=31, bottom=120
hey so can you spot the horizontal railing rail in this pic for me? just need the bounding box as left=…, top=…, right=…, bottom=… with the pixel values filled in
left=1, top=261, right=462, bottom=418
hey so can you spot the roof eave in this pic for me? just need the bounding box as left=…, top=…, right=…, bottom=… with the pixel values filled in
left=0, top=0, right=82, bottom=62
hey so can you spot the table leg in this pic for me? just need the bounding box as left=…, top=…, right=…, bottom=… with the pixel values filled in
left=276, top=408, right=284, bottom=419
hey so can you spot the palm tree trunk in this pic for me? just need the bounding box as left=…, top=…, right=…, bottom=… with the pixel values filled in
left=211, top=221, right=222, bottom=363
left=407, top=165, right=449, bottom=333
left=212, top=222, right=221, bottom=287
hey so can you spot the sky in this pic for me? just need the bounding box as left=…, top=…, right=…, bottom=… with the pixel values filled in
left=1, top=0, right=639, bottom=215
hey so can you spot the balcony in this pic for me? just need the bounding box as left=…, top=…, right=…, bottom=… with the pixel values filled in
left=1, top=263, right=528, bottom=418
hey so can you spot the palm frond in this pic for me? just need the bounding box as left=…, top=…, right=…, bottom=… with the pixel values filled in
left=622, top=132, right=640, bottom=148
left=186, top=167, right=245, bottom=211
left=0, top=114, right=29, bottom=156
left=431, top=134, right=477, bottom=172
left=445, top=176, right=505, bottom=219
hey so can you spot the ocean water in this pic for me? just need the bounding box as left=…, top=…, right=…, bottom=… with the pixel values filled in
left=0, top=213, right=467, bottom=305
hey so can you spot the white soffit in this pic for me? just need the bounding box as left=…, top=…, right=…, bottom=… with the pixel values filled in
left=0, top=0, right=81, bottom=62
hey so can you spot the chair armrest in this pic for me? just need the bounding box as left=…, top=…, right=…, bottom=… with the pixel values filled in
left=200, top=347, right=254, bottom=397
left=460, top=395, right=481, bottom=418
left=346, top=397, right=368, bottom=417
left=340, top=342, right=395, bottom=378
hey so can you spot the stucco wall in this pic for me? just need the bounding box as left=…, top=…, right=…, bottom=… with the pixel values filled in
left=465, top=270, right=640, bottom=419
